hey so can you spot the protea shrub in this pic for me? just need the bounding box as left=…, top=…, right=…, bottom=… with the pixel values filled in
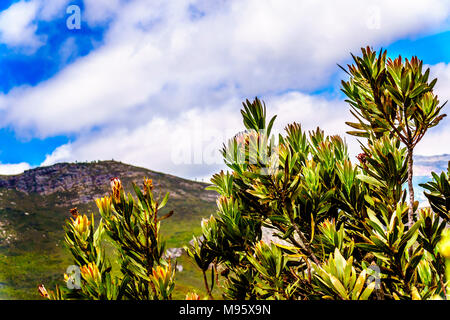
left=40, top=177, right=176, bottom=300
left=40, top=48, right=450, bottom=300
left=187, top=48, right=449, bottom=300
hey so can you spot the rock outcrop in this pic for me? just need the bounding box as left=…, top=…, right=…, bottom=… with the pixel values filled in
left=0, top=160, right=216, bottom=206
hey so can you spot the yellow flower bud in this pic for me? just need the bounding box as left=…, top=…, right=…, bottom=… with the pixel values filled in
left=110, top=177, right=123, bottom=202
left=80, top=262, right=101, bottom=283
left=186, top=292, right=200, bottom=300
left=152, top=263, right=173, bottom=283
left=144, top=177, right=153, bottom=191
left=95, top=196, right=112, bottom=217
left=71, top=214, right=91, bottom=234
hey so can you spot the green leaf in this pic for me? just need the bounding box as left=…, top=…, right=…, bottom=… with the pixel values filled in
left=330, top=275, right=348, bottom=299
left=359, top=281, right=376, bottom=300
left=356, top=174, right=385, bottom=188
left=158, top=192, right=170, bottom=210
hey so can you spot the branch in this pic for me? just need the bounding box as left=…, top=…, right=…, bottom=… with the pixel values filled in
left=291, top=222, right=321, bottom=265
left=202, top=270, right=214, bottom=300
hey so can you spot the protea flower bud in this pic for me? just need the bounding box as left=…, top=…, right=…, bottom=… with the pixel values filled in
left=356, top=152, right=368, bottom=165
left=64, top=272, right=77, bottom=288
left=185, top=292, right=200, bottom=300
left=38, top=284, right=49, bottom=298
left=144, top=177, right=153, bottom=191
left=231, top=130, right=259, bottom=161
left=95, top=196, right=112, bottom=215
left=150, top=263, right=175, bottom=299
left=217, top=195, right=231, bottom=212
left=234, top=130, right=259, bottom=144
left=152, top=263, right=172, bottom=281
left=71, top=214, right=91, bottom=234
left=234, top=131, right=247, bottom=146
left=200, top=217, right=213, bottom=230
left=80, top=262, right=101, bottom=283
left=110, top=177, right=123, bottom=202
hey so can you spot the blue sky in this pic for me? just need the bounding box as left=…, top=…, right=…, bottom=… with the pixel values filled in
left=0, top=0, right=449, bottom=179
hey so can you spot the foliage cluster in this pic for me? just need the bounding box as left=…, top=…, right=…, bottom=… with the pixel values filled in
left=40, top=47, right=450, bottom=300
left=187, top=48, right=450, bottom=300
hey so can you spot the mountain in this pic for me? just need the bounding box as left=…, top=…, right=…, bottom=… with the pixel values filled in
left=0, top=160, right=216, bottom=206
left=0, top=160, right=217, bottom=299
left=0, top=155, right=448, bottom=299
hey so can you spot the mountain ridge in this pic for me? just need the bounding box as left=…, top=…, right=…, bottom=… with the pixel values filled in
left=0, top=160, right=218, bottom=299
left=0, top=160, right=216, bottom=206
left=0, top=157, right=448, bottom=299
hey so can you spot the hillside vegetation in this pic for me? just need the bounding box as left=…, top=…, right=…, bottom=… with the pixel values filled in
left=0, top=160, right=216, bottom=299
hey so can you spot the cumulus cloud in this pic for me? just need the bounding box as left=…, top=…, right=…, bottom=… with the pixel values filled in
left=1, top=0, right=450, bottom=178
left=1, top=0, right=449, bottom=136
left=41, top=98, right=243, bottom=179
left=38, top=0, right=71, bottom=21
left=415, top=62, right=450, bottom=156
left=82, top=0, right=124, bottom=26
left=40, top=91, right=357, bottom=179
left=0, top=0, right=71, bottom=52
left=0, top=0, right=42, bottom=50
left=0, top=162, right=31, bottom=175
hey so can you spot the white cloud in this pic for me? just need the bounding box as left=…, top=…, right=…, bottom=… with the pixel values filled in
left=83, top=0, right=123, bottom=26
left=415, top=62, right=450, bottom=156
left=2, top=0, right=450, bottom=178
left=0, top=0, right=71, bottom=51
left=38, top=0, right=71, bottom=21
left=41, top=98, right=243, bottom=179
left=0, top=0, right=42, bottom=50
left=0, top=162, right=31, bottom=175
left=58, top=37, right=78, bottom=65
left=41, top=91, right=359, bottom=179
left=430, top=62, right=450, bottom=102
left=1, top=0, right=449, bottom=137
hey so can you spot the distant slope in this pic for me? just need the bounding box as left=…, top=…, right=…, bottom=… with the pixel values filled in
left=0, top=160, right=217, bottom=246
left=0, top=160, right=216, bottom=205
left=1, top=156, right=448, bottom=299
left=0, top=160, right=217, bottom=299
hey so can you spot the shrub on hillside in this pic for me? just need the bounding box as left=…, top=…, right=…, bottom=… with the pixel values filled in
left=40, top=47, right=450, bottom=300
left=187, top=48, right=450, bottom=300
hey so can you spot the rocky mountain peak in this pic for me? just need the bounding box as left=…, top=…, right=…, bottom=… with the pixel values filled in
left=0, top=160, right=216, bottom=206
